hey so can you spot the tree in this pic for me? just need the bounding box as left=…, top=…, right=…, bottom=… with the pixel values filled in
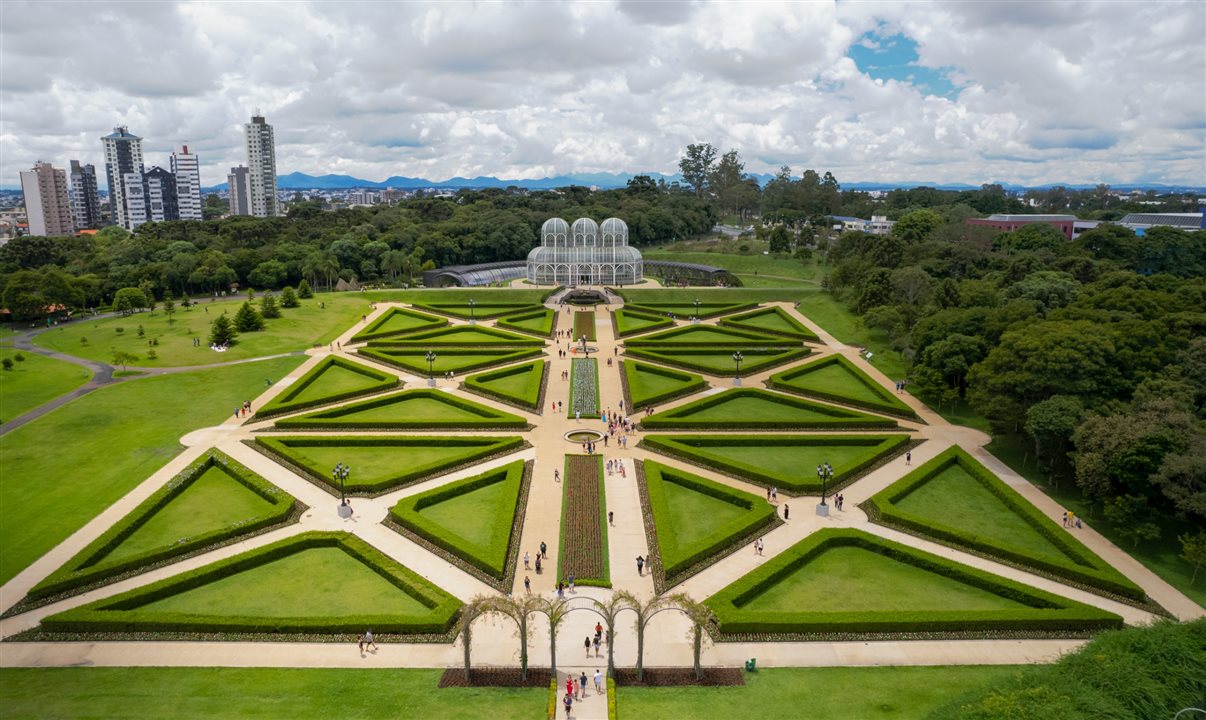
left=1024, top=395, right=1083, bottom=470
left=162, top=292, right=176, bottom=325
left=995, top=222, right=1066, bottom=254
left=297, top=279, right=313, bottom=298
left=1004, top=271, right=1080, bottom=316
left=1179, top=531, right=1206, bottom=584
left=671, top=594, right=715, bottom=680
left=260, top=293, right=281, bottom=319
left=891, top=209, right=943, bottom=243
left=208, top=313, right=238, bottom=346
left=234, top=301, right=265, bottom=332
left=616, top=591, right=670, bottom=681
left=678, top=143, right=717, bottom=198
left=767, top=225, right=791, bottom=254
left=710, top=148, right=746, bottom=216
left=0, top=267, right=84, bottom=319
left=138, top=279, right=156, bottom=312
left=1103, top=494, right=1162, bottom=548
left=112, top=287, right=148, bottom=316
left=111, top=351, right=138, bottom=371
left=280, top=286, right=300, bottom=308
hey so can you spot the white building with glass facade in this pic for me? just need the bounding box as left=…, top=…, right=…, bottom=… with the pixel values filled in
left=526, top=217, right=643, bottom=286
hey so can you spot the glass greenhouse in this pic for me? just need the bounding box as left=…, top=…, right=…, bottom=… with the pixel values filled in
left=526, top=217, right=643, bottom=286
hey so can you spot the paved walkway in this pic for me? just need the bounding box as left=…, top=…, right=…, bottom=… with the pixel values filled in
left=1, top=293, right=1201, bottom=689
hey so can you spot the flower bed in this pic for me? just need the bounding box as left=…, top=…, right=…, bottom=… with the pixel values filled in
left=558, top=454, right=610, bottom=587
left=573, top=310, right=597, bottom=341
left=569, top=357, right=600, bottom=418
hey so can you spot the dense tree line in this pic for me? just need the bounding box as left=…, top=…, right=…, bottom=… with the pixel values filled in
left=0, top=185, right=715, bottom=311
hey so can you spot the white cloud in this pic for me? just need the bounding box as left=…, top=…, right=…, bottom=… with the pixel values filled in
left=0, top=0, right=1202, bottom=188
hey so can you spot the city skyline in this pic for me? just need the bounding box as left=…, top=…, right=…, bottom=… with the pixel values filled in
left=2, top=1, right=1204, bottom=188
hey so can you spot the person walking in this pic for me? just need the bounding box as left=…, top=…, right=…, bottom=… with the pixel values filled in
left=541, top=540, right=548, bottom=558
left=585, top=636, right=592, bottom=658
left=574, top=677, right=581, bottom=700
left=524, top=575, right=531, bottom=594
left=564, top=693, right=573, bottom=718
left=593, top=634, right=601, bottom=657
left=594, top=669, right=603, bottom=694
left=555, top=469, right=561, bottom=483
left=636, top=555, right=644, bottom=576
left=580, top=671, right=589, bottom=697
left=906, top=451, right=912, bottom=466
left=524, top=551, right=531, bottom=570
left=568, top=573, right=576, bottom=593
left=608, top=510, right=614, bottom=526
left=783, top=504, right=790, bottom=520
left=362, top=629, right=377, bottom=652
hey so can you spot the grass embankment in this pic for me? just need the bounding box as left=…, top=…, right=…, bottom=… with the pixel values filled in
left=0, top=356, right=303, bottom=585
left=0, top=668, right=544, bottom=720
left=0, top=352, right=92, bottom=421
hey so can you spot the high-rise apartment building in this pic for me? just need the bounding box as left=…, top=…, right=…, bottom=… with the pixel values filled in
left=227, top=166, right=252, bottom=216
left=171, top=145, right=202, bottom=220
left=144, top=167, right=179, bottom=223
left=243, top=114, right=278, bottom=217
left=69, top=160, right=101, bottom=230
left=19, top=161, right=74, bottom=236
left=122, top=172, right=149, bottom=229
left=101, top=126, right=145, bottom=230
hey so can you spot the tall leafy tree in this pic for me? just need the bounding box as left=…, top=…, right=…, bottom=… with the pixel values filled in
left=678, top=143, right=717, bottom=198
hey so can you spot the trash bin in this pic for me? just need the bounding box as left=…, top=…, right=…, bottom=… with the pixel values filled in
left=744, top=658, right=757, bottom=672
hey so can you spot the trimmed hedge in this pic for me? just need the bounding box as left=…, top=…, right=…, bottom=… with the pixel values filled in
left=623, top=324, right=801, bottom=348
left=624, top=346, right=812, bottom=377
left=719, top=305, right=820, bottom=341
left=862, top=446, right=1145, bottom=601
left=642, top=460, right=777, bottom=581
left=411, top=302, right=544, bottom=320
left=707, top=528, right=1124, bottom=637
left=28, top=450, right=297, bottom=602
left=254, top=355, right=399, bottom=418
left=610, top=308, right=674, bottom=338
left=766, top=354, right=919, bottom=420
left=365, top=324, right=545, bottom=347
left=462, top=359, right=546, bottom=410
left=357, top=346, right=542, bottom=375
left=620, top=359, right=707, bottom=409
left=639, top=388, right=899, bottom=430
left=349, top=306, right=447, bottom=342
left=274, top=389, right=529, bottom=430
left=639, top=434, right=912, bottom=493
left=495, top=308, right=557, bottom=338
left=253, top=435, right=527, bottom=495
left=40, top=532, right=462, bottom=636
left=389, top=460, right=525, bottom=579
left=623, top=301, right=759, bottom=320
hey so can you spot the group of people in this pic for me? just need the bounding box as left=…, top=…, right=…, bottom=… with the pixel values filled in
left=233, top=400, right=252, bottom=418
left=562, top=668, right=604, bottom=717
left=1062, top=510, right=1082, bottom=528
left=606, top=459, right=627, bottom=477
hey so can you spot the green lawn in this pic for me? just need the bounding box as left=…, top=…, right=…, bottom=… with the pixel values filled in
left=988, top=434, right=1206, bottom=610
left=464, top=360, right=544, bottom=408
left=281, top=444, right=493, bottom=488
left=366, top=325, right=542, bottom=346
left=618, top=666, right=1021, bottom=720
left=34, top=295, right=370, bottom=367
left=720, top=306, right=818, bottom=339
left=417, top=481, right=510, bottom=547
left=288, top=363, right=391, bottom=404
left=275, top=389, right=526, bottom=429
left=624, top=347, right=809, bottom=376
left=623, top=360, right=705, bottom=407
left=662, top=481, right=750, bottom=547
left=0, top=356, right=303, bottom=586
left=350, top=306, right=446, bottom=341
left=734, top=273, right=816, bottom=287
left=359, top=347, right=539, bottom=375
left=0, top=351, right=92, bottom=422
left=643, top=249, right=822, bottom=282
left=768, top=354, right=916, bottom=418
left=612, top=308, right=674, bottom=336
left=649, top=392, right=882, bottom=425
left=744, top=545, right=1029, bottom=613
left=100, top=464, right=276, bottom=565
left=138, top=546, right=429, bottom=617
left=496, top=308, right=555, bottom=336
left=0, top=668, right=545, bottom=720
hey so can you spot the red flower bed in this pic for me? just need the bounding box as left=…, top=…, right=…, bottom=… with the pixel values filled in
left=558, top=455, right=609, bottom=585
left=572, top=311, right=597, bottom=342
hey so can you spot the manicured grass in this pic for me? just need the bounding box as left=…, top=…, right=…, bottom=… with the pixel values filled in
left=746, top=545, right=1029, bottom=613
left=417, top=481, right=509, bottom=547
left=768, top=354, right=917, bottom=419
left=641, top=388, right=897, bottom=430
left=642, top=249, right=823, bottom=281
left=623, top=301, right=758, bottom=320
left=412, top=302, right=542, bottom=320
left=0, top=667, right=546, bottom=720
left=573, top=310, right=597, bottom=341
left=102, top=465, right=276, bottom=564
left=0, top=356, right=303, bottom=586
left=274, top=389, right=527, bottom=430
left=257, top=435, right=525, bottom=494
left=34, top=295, right=371, bottom=367
left=624, top=347, right=811, bottom=376
left=0, top=351, right=91, bottom=421
left=463, top=360, right=545, bottom=409
left=624, top=324, right=797, bottom=346
left=684, top=394, right=837, bottom=421
left=495, top=308, right=555, bottom=337
left=140, top=546, right=430, bottom=617
left=794, top=288, right=909, bottom=381
left=618, top=665, right=1021, bottom=720
left=622, top=360, right=706, bottom=408
left=364, top=325, right=543, bottom=346
left=358, top=346, right=541, bottom=375
left=611, top=308, right=674, bottom=337
left=663, top=481, right=749, bottom=545
left=349, top=306, right=447, bottom=341
left=988, top=433, right=1206, bottom=610
left=256, top=355, right=397, bottom=417
left=719, top=305, right=819, bottom=340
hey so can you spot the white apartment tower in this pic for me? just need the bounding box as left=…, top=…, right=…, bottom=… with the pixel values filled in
left=171, top=145, right=203, bottom=220
left=100, top=126, right=145, bottom=230
left=243, top=114, right=278, bottom=217
left=19, top=161, right=74, bottom=236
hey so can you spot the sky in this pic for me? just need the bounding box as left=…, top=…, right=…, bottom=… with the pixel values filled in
left=2, top=0, right=1204, bottom=189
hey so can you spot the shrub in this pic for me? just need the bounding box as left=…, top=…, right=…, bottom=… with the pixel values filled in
left=297, top=279, right=313, bottom=298
left=280, top=286, right=300, bottom=308
left=1, top=358, right=12, bottom=371
left=234, top=301, right=264, bottom=332
left=14, top=352, right=24, bottom=362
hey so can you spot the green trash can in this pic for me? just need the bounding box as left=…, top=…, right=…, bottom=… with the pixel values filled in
left=744, top=658, right=757, bottom=672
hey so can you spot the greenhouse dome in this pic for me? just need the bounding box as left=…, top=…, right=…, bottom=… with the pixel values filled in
left=526, top=217, right=643, bottom=286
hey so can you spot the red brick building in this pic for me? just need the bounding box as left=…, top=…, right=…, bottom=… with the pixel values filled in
left=965, top=214, right=1077, bottom=240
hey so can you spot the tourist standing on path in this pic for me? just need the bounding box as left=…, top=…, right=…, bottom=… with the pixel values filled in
left=524, top=575, right=531, bottom=594
left=564, top=693, right=573, bottom=718
left=594, top=669, right=603, bottom=693
left=636, top=555, right=644, bottom=576
left=541, top=540, right=548, bottom=558
left=581, top=671, right=589, bottom=697
left=585, top=636, right=592, bottom=658
left=524, top=551, right=531, bottom=570
left=783, top=504, right=790, bottom=520
left=906, top=451, right=912, bottom=466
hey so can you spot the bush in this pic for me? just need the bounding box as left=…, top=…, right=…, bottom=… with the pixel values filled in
left=14, top=352, right=25, bottom=362
left=115, top=327, right=124, bottom=334
left=1, top=358, right=12, bottom=371
left=27, top=450, right=297, bottom=601
left=297, top=279, right=313, bottom=299
left=280, top=286, right=300, bottom=308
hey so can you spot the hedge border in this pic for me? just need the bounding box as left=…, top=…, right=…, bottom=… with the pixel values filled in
left=364, top=324, right=546, bottom=347
left=766, top=353, right=920, bottom=421
left=623, top=324, right=802, bottom=348
left=558, top=454, right=610, bottom=588
left=495, top=308, right=558, bottom=338
left=861, top=446, right=1147, bottom=603
left=254, top=355, right=400, bottom=419
left=273, top=388, right=530, bottom=430
left=39, top=531, right=463, bottom=638
left=638, top=388, right=899, bottom=431
left=411, top=302, right=545, bottom=320
left=357, top=346, right=543, bottom=376
left=638, top=434, right=916, bottom=494
left=636, top=460, right=779, bottom=592
left=462, top=359, right=547, bottom=412
left=610, top=308, right=675, bottom=338
left=624, top=347, right=812, bottom=377
left=26, top=450, right=300, bottom=603
left=623, top=301, right=760, bottom=320
left=349, top=306, right=448, bottom=343
left=385, top=460, right=531, bottom=590
left=705, top=528, right=1123, bottom=640
left=619, top=359, right=707, bottom=411
left=718, top=305, right=820, bottom=341
left=248, top=435, right=529, bottom=498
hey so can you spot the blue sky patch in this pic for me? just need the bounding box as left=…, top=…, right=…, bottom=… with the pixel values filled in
left=848, top=29, right=960, bottom=98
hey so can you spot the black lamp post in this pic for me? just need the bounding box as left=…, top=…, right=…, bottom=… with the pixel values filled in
left=693, top=298, right=701, bottom=324
left=426, top=351, right=437, bottom=386
left=469, top=298, right=476, bottom=324
left=334, top=462, right=350, bottom=503
left=817, top=462, right=833, bottom=505
left=732, top=351, right=744, bottom=386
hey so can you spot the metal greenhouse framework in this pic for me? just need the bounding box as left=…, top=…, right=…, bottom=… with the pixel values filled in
left=526, top=217, right=644, bottom=286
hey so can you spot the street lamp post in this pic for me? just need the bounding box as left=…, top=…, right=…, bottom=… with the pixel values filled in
left=469, top=298, right=476, bottom=325
left=693, top=298, right=701, bottom=324
left=426, top=351, right=437, bottom=387
left=732, top=351, right=744, bottom=387
left=334, top=462, right=351, bottom=514
left=816, top=461, right=833, bottom=516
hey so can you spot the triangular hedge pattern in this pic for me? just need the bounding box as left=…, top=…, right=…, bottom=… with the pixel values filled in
left=624, top=346, right=811, bottom=377
left=274, top=389, right=528, bottom=430
left=366, top=325, right=545, bottom=347
left=719, top=306, right=819, bottom=341
left=256, top=356, right=399, bottom=418
left=623, top=301, right=758, bottom=320
left=611, top=308, right=674, bottom=338
left=350, top=307, right=448, bottom=342
left=463, top=359, right=546, bottom=410
left=639, top=388, right=898, bottom=430
left=624, top=324, right=801, bottom=347
left=767, top=354, right=918, bottom=420
left=412, top=302, right=543, bottom=320
left=621, top=360, right=707, bottom=408
left=358, top=347, right=542, bottom=375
